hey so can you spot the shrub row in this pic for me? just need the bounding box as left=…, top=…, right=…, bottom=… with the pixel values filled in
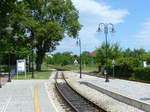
left=106, top=57, right=150, bottom=81
left=133, top=67, right=150, bottom=81
left=107, top=57, right=140, bottom=78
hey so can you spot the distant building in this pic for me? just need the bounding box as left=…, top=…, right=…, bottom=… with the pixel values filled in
left=70, top=53, right=75, bottom=56
left=143, top=61, right=150, bottom=67
left=45, top=53, right=53, bottom=58
left=90, top=52, right=96, bottom=56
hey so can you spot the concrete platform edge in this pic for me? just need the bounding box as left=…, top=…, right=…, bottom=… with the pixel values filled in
left=82, top=81, right=150, bottom=112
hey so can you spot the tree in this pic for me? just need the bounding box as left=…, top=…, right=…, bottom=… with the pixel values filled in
left=95, top=42, right=122, bottom=71
left=81, top=51, right=93, bottom=66
left=0, top=0, right=81, bottom=72
left=48, top=52, right=74, bottom=65
left=0, top=0, right=31, bottom=65
left=0, top=0, right=16, bottom=29
left=24, top=0, right=81, bottom=71
left=123, top=48, right=145, bottom=58
left=0, top=0, right=16, bottom=51
left=123, top=48, right=133, bottom=57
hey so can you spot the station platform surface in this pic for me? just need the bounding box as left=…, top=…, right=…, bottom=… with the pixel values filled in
left=76, top=73, right=150, bottom=104
left=0, top=80, right=56, bottom=112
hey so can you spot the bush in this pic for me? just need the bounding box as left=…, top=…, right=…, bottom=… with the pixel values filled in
left=0, top=65, right=8, bottom=72
left=133, top=67, right=150, bottom=81
left=108, top=57, right=140, bottom=78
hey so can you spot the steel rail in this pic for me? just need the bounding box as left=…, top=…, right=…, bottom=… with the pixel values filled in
left=55, top=72, right=79, bottom=112
left=55, top=71, right=106, bottom=112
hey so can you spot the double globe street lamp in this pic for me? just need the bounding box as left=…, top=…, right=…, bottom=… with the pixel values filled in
left=97, top=23, right=116, bottom=82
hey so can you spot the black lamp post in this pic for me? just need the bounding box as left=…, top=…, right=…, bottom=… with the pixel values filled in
left=77, top=37, right=82, bottom=78
left=31, top=37, right=34, bottom=78
left=25, top=29, right=34, bottom=78
left=97, top=23, right=116, bottom=82
left=6, top=24, right=13, bottom=82
left=6, top=24, right=19, bottom=82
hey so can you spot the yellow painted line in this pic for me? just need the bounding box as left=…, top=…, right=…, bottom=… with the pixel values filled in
left=34, top=83, right=41, bottom=112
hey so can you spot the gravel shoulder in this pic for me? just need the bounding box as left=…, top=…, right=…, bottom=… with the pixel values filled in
left=63, top=71, right=145, bottom=112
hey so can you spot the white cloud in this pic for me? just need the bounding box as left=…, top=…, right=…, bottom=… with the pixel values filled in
left=134, top=19, right=150, bottom=46
left=55, top=0, right=129, bottom=54
left=72, top=0, right=129, bottom=24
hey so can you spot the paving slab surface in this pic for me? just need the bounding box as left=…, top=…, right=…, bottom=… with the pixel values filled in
left=78, top=73, right=150, bottom=105
left=0, top=80, right=56, bottom=112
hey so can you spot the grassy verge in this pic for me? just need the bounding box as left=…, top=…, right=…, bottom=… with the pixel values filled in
left=12, top=70, right=52, bottom=80
left=48, top=64, right=99, bottom=73
left=48, top=65, right=79, bottom=71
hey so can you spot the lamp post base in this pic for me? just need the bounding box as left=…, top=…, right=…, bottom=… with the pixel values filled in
left=104, top=70, right=109, bottom=82
left=105, top=75, right=109, bottom=82
left=0, top=81, right=1, bottom=88
left=8, top=77, right=11, bottom=82
left=80, top=74, right=82, bottom=78
left=8, top=79, right=11, bottom=82
left=105, top=79, right=109, bottom=82
left=0, top=77, right=1, bottom=88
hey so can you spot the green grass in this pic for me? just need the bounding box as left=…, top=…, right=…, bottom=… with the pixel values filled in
left=48, top=64, right=98, bottom=73
left=12, top=70, right=52, bottom=80
left=82, top=65, right=98, bottom=72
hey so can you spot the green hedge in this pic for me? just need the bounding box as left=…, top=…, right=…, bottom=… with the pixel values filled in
left=108, top=65, right=133, bottom=78
left=97, top=57, right=150, bottom=82
left=108, top=57, right=140, bottom=78
left=133, top=67, right=150, bottom=81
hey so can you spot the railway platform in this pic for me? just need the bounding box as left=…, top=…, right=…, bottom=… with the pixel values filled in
left=0, top=80, right=56, bottom=112
left=63, top=71, right=150, bottom=112
left=80, top=74, right=150, bottom=105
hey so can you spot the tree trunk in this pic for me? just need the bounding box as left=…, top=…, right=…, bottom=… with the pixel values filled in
left=36, top=51, right=45, bottom=71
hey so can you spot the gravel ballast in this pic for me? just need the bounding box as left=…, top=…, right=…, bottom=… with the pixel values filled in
left=63, top=71, right=145, bottom=112
left=45, top=71, right=71, bottom=112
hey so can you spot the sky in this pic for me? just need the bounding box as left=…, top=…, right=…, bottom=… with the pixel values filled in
left=53, top=0, right=150, bottom=55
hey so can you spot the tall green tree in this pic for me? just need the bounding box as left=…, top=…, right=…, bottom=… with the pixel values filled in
left=0, top=0, right=31, bottom=65
left=25, top=0, right=81, bottom=71
left=96, top=42, right=122, bottom=66
left=0, top=0, right=16, bottom=51
left=123, top=48, right=145, bottom=58
left=81, top=51, right=94, bottom=66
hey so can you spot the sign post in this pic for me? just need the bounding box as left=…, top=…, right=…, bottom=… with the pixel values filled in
left=17, top=59, right=26, bottom=79
left=112, top=59, right=115, bottom=78
left=73, top=59, right=78, bottom=72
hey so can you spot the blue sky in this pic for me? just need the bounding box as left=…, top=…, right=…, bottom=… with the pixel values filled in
left=53, top=0, right=150, bottom=54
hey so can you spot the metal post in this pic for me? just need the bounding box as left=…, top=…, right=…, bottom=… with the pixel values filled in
left=8, top=53, right=11, bottom=82
left=113, top=64, right=115, bottom=77
left=79, top=39, right=82, bottom=78
left=104, top=26, right=109, bottom=82
left=31, top=42, right=34, bottom=78
left=27, top=56, right=30, bottom=72
left=112, top=59, right=115, bottom=78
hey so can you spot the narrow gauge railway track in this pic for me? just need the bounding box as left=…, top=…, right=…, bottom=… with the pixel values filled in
left=55, top=72, right=106, bottom=112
